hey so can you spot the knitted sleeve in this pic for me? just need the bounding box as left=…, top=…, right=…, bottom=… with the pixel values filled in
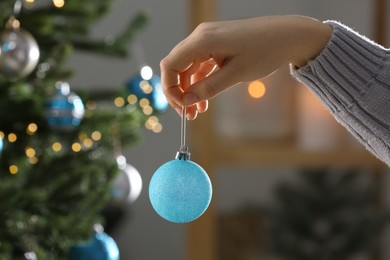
left=291, top=20, right=390, bottom=167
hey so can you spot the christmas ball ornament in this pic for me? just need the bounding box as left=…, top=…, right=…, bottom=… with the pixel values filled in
left=149, top=107, right=212, bottom=223
left=149, top=157, right=212, bottom=223
left=0, top=18, right=40, bottom=79
left=44, top=81, right=85, bottom=131
left=68, top=224, right=119, bottom=260
left=126, top=66, right=168, bottom=113
left=111, top=155, right=143, bottom=204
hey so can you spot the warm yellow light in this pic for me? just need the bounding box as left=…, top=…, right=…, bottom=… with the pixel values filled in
left=11, top=19, right=20, bottom=29
left=139, top=98, right=150, bottom=108
left=140, top=81, right=153, bottom=94
left=145, top=116, right=159, bottom=130
left=72, top=143, right=81, bottom=152
left=152, top=123, right=163, bottom=133
left=149, top=116, right=158, bottom=123
left=53, top=0, right=65, bottom=8
left=26, top=123, right=38, bottom=135
left=0, top=131, right=4, bottom=139
left=127, top=94, right=138, bottom=105
left=29, top=157, right=38, bottom=164
left=9, top=165, right=18, bottom=174
left=52, top=142, right=62, bottom=152
left=25, top=147, right=36, bottom=158
left=143, top=106, right=153, bottom=115
left=25, top=0, right=35, bottom=2
left=86, top=100, right=96, bottom=110
left=78, top=132, right=88, bottom=141
left=248, top=80, right=266, bottom=99
left=83, top=138, right=93, bottom=148
left=8, top=133, right=17, bottom=143
left=145, top=121, right=152, bottom=130
left=91, top=131, right=102, bottom=141
left=114, top=97, right=125, bottom=107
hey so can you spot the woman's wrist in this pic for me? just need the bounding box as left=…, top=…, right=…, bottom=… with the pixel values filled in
left=284, top=16, right=332, bottom=68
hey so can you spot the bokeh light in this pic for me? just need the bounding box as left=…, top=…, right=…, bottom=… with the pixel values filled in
left=140, top=66, right=153, bottom=80
left=248, top=80, right=266, bottom=99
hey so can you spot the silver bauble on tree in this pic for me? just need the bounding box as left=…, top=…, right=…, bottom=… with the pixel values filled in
left=0, top=16, right=40, bottom=79
left=111, top=155, right=143, bottom=204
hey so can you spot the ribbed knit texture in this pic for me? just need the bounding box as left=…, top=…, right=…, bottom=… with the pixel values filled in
left=292, top=21, right=390, bottom=166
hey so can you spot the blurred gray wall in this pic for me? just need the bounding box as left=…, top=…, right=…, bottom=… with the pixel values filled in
left=68, top=0, right=390, bottom=259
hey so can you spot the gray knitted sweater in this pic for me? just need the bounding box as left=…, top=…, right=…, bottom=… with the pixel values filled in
left=292, top=21, right=390, bottom=167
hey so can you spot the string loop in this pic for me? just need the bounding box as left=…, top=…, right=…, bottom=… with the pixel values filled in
left=176, top=106, right=190, bottom=160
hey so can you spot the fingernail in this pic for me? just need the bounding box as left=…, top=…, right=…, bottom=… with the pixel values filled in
left=186, top=113, right=197, bottom=120
left=182, top=93, right=198, bottom=106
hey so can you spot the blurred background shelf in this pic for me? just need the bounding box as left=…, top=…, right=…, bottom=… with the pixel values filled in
left=212, top=141, right=383, bottom=168
left=187, top=0, right=388, bottom=260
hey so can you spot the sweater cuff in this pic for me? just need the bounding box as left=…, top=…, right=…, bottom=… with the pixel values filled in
left=293, top=20, right=389, bottom=105
left=291, top=21, right=390, bottom=166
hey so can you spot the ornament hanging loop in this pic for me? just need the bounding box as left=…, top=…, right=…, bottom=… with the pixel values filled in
left=13, top=0, right=22, bottom=17
left=176, top=106, right=190, bottom=160
left=5, top=0, right=22, bottom=30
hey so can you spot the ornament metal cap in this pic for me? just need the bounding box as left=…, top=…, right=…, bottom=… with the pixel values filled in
left=176, top=145, right=190, bottom=160
left=175, top=106, right=190, bottom=160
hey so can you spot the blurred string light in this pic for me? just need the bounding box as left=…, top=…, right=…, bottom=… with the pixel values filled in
left=52, top=142, right=62, bottom=152
left=140, top=65, right=153, bottom=80
left=91, top=131, right=102, bottom=141
left=29, top=156, right=38, bottom=164
left=8, top=133, right=17, bottom=143
left=248, top=80, right=266, bottom=99
left=72, top=142, right=81, bottom=152
left=127, top=94, right=137, bottom=105
left=78, top=132, right=88, bottom=141
left=82, top=138, right=93, bottom=148
left=140, top=80, right=153, bottom=94
left=86, top=100, right=96, bottom=110
left=143, top=106, right=153, bottom=115
left=0, top=131, right=4, bottom=139
left=26, top=123, right=38, bottom=135
left=52, top=0, right=65, bottom=8
left=25, top=146, right=36, bottom=158
left=23, top=0, right=35, bottom=10
left=114, top=97, right=125, bottom=108
left=9, top=165, right=18, bottom=174
left=145, top=116, right=163, bottom=133
left=139, top=98, right=149, bottom=107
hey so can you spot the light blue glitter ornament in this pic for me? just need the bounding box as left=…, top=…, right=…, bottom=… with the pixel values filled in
left=44, top=81, right=85, bottom=131
left=68, top=224, right=119, bottom=260
left=126, top=67, right=168, bottom=113
left=149, top=107, right=212, bottom=223
left=149, top=157, right=212, bottom=223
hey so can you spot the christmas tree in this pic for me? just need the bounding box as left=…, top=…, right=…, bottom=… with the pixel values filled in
left=0, top=0, right=165, bottom=258
left=266, top=168, right=388, bottom=259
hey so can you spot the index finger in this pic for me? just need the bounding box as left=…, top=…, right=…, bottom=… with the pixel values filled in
left=160, top=39, right=213, bottom=107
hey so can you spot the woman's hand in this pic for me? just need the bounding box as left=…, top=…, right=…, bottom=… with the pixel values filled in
left=160, top=15, right=332, bottom=119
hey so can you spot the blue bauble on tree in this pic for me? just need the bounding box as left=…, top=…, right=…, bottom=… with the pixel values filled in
left=126, top=66, right=168, bottom=113
left=44, top=81, right=85, bottom=131
left=68, top=225, right=119, bottom=260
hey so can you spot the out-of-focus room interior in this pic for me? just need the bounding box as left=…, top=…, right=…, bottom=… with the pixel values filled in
left=1, top=0, right=390, bottom=259
left=70, top=0, right=390, bottom=259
